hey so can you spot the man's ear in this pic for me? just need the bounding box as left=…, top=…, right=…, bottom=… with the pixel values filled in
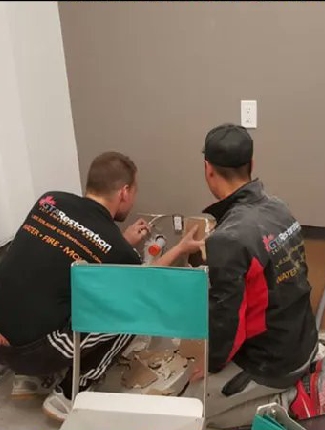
left=120, top=184, right=130, bottom=202
left=205, top=160, right=214, bottom=178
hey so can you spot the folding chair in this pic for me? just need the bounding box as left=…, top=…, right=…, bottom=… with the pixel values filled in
left=61, top=262, right=209, bottom=430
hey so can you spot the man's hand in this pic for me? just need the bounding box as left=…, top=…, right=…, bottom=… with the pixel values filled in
left=150, top=225, right=205, bottom=267
left=178, top=225, right=205, bottom=255
left=123, top=219, right=150, bottom=247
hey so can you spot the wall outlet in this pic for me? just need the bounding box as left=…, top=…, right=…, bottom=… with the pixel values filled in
left=241, top=100, right=257, bottom=129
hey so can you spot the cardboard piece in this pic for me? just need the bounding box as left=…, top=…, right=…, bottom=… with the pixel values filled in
left=121, top=348, right=189, bottom=395
left=166, top=354, right=188, bottom=373
left=122, top=358, right=158, bottom=389
left=179, top=340, right=205, bottom=362
left=138, top=350, right=175, bottom=369
left=122, top=336, right=151, bottom=357
left=147, top=388, right=175, bottom=396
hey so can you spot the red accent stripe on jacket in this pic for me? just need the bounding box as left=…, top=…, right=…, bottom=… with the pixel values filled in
left=227, top=257, right=268, bottom=363
left=246, top=257, right=268, bottom=339
left=227, top=288, right=247, bottom=363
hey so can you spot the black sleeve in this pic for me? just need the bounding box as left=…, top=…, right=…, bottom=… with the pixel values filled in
left=206, top=232, right=249, bottom=373
left=102, top=239, right=142, bottom=266
left=120, top=247, right=142, bottom=265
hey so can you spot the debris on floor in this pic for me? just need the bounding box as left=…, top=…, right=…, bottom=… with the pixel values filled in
left=122, top=358, right=158, bottom=389
left=104, top=336, right=204, bottom=397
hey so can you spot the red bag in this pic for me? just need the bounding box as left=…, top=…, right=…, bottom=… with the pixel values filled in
left=290, top=358, right=325, bottom=419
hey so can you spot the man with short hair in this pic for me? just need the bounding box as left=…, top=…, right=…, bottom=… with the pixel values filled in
left=0, top=151, right=202, bottom=421
left=189, top=124, right=318, bottom=428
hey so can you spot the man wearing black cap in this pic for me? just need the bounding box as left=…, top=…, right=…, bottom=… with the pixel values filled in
left=189, top=124, right=318, bottom=428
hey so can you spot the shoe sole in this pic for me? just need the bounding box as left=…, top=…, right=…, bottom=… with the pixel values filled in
left=42, top=405, right=66, bottom=423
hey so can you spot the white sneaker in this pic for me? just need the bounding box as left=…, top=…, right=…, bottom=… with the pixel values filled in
left=43, top=386, right=72, bottom=422
left=11, top=374, right=59, bottom=399
left=43, top=385, right=94, bottom=422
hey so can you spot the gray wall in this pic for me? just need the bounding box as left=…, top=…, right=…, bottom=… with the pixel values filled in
left=59, top=2, right=325, bottom=226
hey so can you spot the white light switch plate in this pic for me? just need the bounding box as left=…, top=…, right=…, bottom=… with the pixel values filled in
left=172, top=215, right=183, bottom=233
left=241, top=100, right=257, bottom=129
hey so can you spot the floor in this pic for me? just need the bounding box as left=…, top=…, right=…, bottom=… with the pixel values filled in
left=0, top=341, right=192, bottom=430
left=0, top=371, right=60, bottom=430
left=0, top=398, right=60, bottom=430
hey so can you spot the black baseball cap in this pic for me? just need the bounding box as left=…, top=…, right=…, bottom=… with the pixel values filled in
left=203, top=123, right=253, bottom=168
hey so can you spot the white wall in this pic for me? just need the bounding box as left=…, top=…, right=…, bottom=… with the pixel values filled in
left=0, top=2, right=80, bottom=246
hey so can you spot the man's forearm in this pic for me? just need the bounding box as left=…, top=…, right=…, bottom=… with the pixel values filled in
left=149, top=225, right=202, bottom=266
left=154, top=244, right=185, bottom=267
